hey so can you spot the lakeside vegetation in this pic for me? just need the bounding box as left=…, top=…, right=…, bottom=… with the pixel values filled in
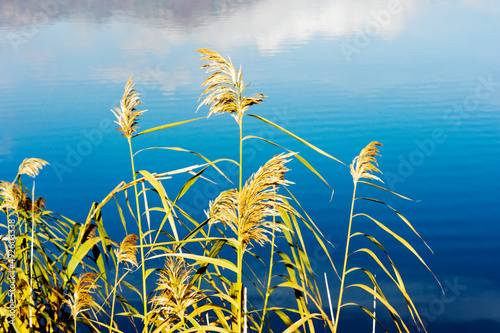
left=0, top=49, right=436, bottom=333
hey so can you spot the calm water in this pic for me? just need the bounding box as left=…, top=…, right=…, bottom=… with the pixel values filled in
left=1, top=1, right=500, bottom=332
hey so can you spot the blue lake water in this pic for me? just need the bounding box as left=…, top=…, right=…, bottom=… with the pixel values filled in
left=1, top=1, right=500, bottom=332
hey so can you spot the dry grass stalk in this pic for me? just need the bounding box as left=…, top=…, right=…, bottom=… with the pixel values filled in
left=350, top=141, right=383, bottom=184
left=149, top=256, right=200, bottom=326
left=197, top=49, right=265, bottom=125
left=111, top=77, right=146, bottom=139
left=208, top=153, right=294, bottom=250
left=0, top=181, right=21, bottom=211
left=64, top=272, right=99, bottom=320
left=115, top=233, right=139, bottom=269
left=18, top=158, right=49, bottom=178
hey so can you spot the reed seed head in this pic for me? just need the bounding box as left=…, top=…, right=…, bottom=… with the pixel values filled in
left=18, top=158, right=49, bottom=178
left=0, top=181, right=21, bottom=211
left=115, top=233, right=139, bottom=269
left=63, top=272, right=99, bottom=320
left=82, top=224, right=97, bottom=244
left=111, top=77, right=146, bottom=139
left=149, top=256, right=200, bottom=326
left=197, top=49, right=265, bottom=125
left=17, top=190, right=46, bottom=213
left=350, top=141, right=383, bottom=184
left=208, top=153, right=294, bottom=250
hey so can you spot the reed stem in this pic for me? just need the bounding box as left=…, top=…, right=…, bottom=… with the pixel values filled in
left=29, top=181, right=35, bottom=330
left=239, top=121, right=243, bottom=191
left=109, top=262, right=120, bottom=333
left=259, top=226, right=276, bottom=333
left=128, top=138, right=148, bottom=333
left=237, top=118, right=244, bottom=333
left=334, top=182, right=357, bottom=332
left=236, top=241, right=243, bottom=333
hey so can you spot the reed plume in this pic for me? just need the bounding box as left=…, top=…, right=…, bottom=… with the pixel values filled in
left=197, top=49, right=265, bottom=125
left=115, top=233, right=139, bottom=269
left=149, top=256, right=200, bottom=327
left=64, top=273, right=99, bottom=323
left=0, top=181, right=21, bottom=211
left=208, top=153, right=294, bottom=250
left=336, top=141, right=385, bottom=332
left=18, top=158, right=49, bottom=178
left=111, top=77, right=146, bottom=139
left=110, top=234, right=139, bottom=332
left=350, top=141, right=383, bottom=184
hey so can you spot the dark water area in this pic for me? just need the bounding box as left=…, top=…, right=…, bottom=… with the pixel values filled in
left=1, top=1, right=500, bottom=332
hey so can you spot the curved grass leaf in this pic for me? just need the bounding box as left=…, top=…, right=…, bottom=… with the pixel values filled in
left=243, top=135, right=333, bottom=190
left=66, top=237, right=103, bottom=282
left=353, top=212, right=440, bottom=288
left=132, top=116, right=205, bottom=138
left=356, top=197, right=433, bottom=254
left=147, top=252, right=238, bottom=274
left=248, top=114, right=345, bottom=165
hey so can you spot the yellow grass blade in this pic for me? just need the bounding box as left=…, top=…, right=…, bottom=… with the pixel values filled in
left=282, top=313, right=321, bottom=333
left=66, top=237, right=102, bottom=282
left=345, top=284, right=410, bottom=333
left=354, top=213, right=441, bottom=289
left=243, top=135, right=333, bottom=190
left=147, top=252, right=238, bottom=274
left=132, top=116, right=205, bottom=138
left=342, top=303, right=390, bottom=333
left=357, top=197, right=433, bottom=254
left=357, top=181, right=417, bottom=201
left=138, top=170, right=179, bottom=242
left=248, top=114, right=345, bottom=165
left=134, top=147, right=236, bottom=184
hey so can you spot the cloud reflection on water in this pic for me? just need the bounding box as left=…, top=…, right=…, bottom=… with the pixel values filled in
left=0, top=0, right=421, bottom=54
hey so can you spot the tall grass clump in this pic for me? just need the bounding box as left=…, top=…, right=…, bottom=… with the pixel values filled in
left=0, top=49, right=438, bottom=333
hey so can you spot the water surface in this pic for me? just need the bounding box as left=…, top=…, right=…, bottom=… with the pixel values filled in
left=1, top=1, right=500, bottom=332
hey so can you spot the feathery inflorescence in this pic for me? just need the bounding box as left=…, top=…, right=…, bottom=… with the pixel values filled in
left=350, top=141, right=383, bottom=184
left=0, top=181, right=21, bottom=211
left=208, top=153, right=295, bottom=250
left=197, top=49, right=265, bottom=125
left=149, top=256, right=200, bottom=326
left=82, top=224, right=97, bottom=243
left=111, top=77, right=146, bottom=139
left=115, top=233, right=139, bottom=269
left=18, top=158, right=49, bottom=178
left=64, top=273, right=99, bottom=320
